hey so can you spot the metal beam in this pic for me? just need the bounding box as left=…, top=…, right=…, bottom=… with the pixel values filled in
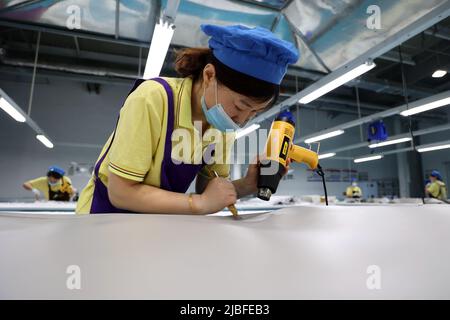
left=3, top=41, right=141, bottom=65
left=401, top=43, right=450, bottom=58
left=0, top=57, right=143, bottom=80
left=355, top=75, right=436, bottom=97
left=0, top=65, right=133, bottom=86
left=270, top=14, right=281, bottom=32
left=425, top=26, right=450, bottom=41
left=295, top=90, right=450, bottom=144
left=233, top=0, right=286, bottom=11
left=406, top=50, right=450, bottom=85
left=0, top=20, right=151, bottom=48
left=320, top=122, right=450, bottom=155
left=11, top=36, right=433, bottom=103
left=283, top=13, right=331, bottom=73
left=351, top=139, right=450, bottom=160
left=284, top=68, right=437, bottom=98
left=0, top=0, right=44, bottom=14
left=281, top=92, right=445, bottom=120
left=250, top=1, right=450, bottom=126
left=164, top=0, right=181, bottom=23
left=416, top=139, right=450, bottom=151
left=378, top=51, right=416, bottom=66
left=0, top=21, right=438, bottom=99
left=310, top=96, right=386, bottom=112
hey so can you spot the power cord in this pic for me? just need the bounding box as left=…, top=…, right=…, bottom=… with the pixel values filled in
left=399, top=45, right=426, bottom=205
left=316, top=164, right=328, bottom=206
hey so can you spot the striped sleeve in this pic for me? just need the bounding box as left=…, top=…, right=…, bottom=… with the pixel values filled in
left=109, top=162, right=147, bottom=181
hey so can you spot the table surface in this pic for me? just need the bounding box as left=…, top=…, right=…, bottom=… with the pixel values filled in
left=1, top=204, right=449, bottom=299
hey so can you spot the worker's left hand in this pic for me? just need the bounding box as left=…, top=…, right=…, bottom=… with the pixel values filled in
left=243, top=155, right=291, bottom=193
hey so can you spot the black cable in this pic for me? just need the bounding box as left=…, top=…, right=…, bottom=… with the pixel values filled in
left=316, top=164, right=328, bottom=206
left=399, top=45, right=426, bottom=205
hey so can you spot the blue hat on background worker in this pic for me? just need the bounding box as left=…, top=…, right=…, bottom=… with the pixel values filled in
left=430, top=170, right=442, bottom=181
left=48, top=166, right=65, bottom=177
left=201, top=24, right=299, bottom=85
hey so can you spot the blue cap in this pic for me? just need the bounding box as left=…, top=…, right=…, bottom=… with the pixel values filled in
left=48, top=166, right=65, bottom=176
left=430, top=170, right=442, bottom=181
left=201, top=24, right=299, bottom=85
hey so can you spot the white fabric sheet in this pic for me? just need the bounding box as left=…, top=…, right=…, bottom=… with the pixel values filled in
left=0, top=204, right=449, bottom=299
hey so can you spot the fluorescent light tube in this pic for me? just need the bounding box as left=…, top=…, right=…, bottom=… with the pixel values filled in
left=368, top=137, right=412, bottom=148
left=318, top=152, right=336, bottom=160
left=299, top=61, right=376, bottom=104
left=432, top=70, right=447, bottom=78
left=236, top=124, right=260, bottom=139
left=0, top=97, right=26, bottom=123
left=354, top=155, right=383, bottom=163
left=304, top=130, right=345, bottom=144
left=36, top=135, right=54, bottom=148
left=417, top=144, right=450, bottom=153
left=400, top=96, right=450, bottom=117
left=143, top=19, right=175, bottom=79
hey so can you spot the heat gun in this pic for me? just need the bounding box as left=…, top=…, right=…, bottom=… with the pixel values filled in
left=257, top=111, right=320, bottom=201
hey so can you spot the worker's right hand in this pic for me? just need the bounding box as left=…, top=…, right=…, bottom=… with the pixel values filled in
left=198, top=177, right=237, bottom=214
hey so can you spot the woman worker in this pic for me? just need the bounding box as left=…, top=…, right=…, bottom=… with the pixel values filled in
left=425, top=170, right=448, bottom=202
left=23, top=166, right=75, bottom=201
left=76, top=24, right=299, bottom=214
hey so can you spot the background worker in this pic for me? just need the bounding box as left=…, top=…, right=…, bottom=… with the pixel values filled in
left=23, top=166, right=76, bottom=201
left=425, top=170, right=448, bottom=202
left=345, top=179, right=362, bottom=199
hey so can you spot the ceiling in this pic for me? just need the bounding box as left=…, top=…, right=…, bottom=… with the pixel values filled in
left=0, top=0, right=449, bottom=121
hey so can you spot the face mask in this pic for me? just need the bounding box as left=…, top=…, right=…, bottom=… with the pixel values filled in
left=49, top=180, right=62, bottom=187
left=201, top=81, right=241, bottom=132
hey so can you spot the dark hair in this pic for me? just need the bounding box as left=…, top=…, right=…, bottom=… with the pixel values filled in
left=175, top=47, right=279, bottom=108
left=47, top=171, right=62, bottom=179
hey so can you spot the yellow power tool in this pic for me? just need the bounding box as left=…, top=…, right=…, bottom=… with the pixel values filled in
left=257, top=111, right=319, bottom=201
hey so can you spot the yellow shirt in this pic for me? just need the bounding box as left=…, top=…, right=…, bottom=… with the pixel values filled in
left=27, top=176, right=73, bottom=201
left=76, top=77, right=235, bottom=214
left=346, top=185, right=362, bottom=198
left=427, top=180, right=447, bottom=201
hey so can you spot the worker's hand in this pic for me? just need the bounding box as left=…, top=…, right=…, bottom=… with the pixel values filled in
left=31, top=188, right=41, bottom=201
left=198, top=177, right=237, bottom=214
left=242, top=156, right=260, bottom=194
left=243, top=155, right=292, bottom=190
left=284, top=158, right=292, bottom=175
